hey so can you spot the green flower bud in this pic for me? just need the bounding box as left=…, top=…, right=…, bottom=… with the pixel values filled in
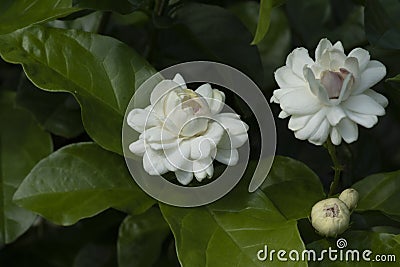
left=339, top=188, right=359, bottom=211
left=311, top=198, right=350, bottom=237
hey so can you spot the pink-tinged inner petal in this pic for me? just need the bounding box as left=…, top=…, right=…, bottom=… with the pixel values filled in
left=320, top=71, right=343, bottom=99
left=319, top=69, right=354, bottom=100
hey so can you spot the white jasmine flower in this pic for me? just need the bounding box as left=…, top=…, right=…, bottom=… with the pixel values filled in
left=339, top=188, right=359, bottom=211
left=127, top=73, right=248, bottom=185
left=311, top=198, right=350, bottom=237
left=271, top=38, right=388, bottom=145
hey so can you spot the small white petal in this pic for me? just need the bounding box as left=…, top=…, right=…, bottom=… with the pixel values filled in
left=215, top=149, right=239, bottom=166
left=337, top=73, right=354, bottom=102
left=143, top=127, right=176, bottom=144
left=217, top=131, right=248, bottom=149
left=333, top=41, right=344, bottom=52
left=294, top=108, right=327, bottom=140
left=129, top=139, right=146, bottom=156
left=328, top=50, right=347, bottom=70
left=278, top=86, right=322, bottom=115
left=344, top=57, right=360, bottom=80
left=330, top=127, right=342, bottom=145
left=203, top=121, right=224, bottom=143
left=274, top=66, right=305, bottom=88
left=127, top=108, right=159, bottom=133
left=205, top=164, right=214, bottom=178
left=270, top=94, right=279, bottom=103
left=193, top=158, right=213, bottom=181
left=346, top=111, right=378, bottom=128
left=209, top=89, right=225, bottom=114
left=315, top=38, right=333, bottom=62
left=214, top=113, right=249, bottom=135
left=191, top=137, right=213, bottom=160
left=337, top=118, right=358, bottom=143
left=364, top=89, right=388, bottom=108
left=326, top=106, right=346, bottom=126
left=304, top=67, right=330, bottom=104
left=195, top=83, right=212, bottom=98
left=164, top=90, right=183, bottom=117
left=150, top=80, right=181, bottom=106
left=288, top=115, right=312, bottom=131
left=353, top=60, right=386, bottom=94
left=309, top=119, right=330, bottom=145
left=278, top=110, right=290, bottom=119
left=164, top=140, right=192, bottom=171
left=172, top=73, right=187, bottom=88
left=175, top=170, right=193, bottom=185
left=286, top=47, right=314, bottom=77
left=180, top=117, right=209, bottom=137
left=143, top=149, right=168, bottom=175
left=343, top=94, right=385, bottom=116
left=348, top=48, right=370, bottom=71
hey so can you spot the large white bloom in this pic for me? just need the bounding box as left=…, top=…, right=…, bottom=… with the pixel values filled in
left=271, top=38, right=388, bottom=145
left=127, top=73, right=248, bottom=185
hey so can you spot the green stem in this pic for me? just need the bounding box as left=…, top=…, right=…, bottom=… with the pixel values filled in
left=325, top=139, right=343, bottom=196
left=154, top=0, right=168, bottom=16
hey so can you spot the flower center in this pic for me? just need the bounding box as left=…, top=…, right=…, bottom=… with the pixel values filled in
left=324, top=203, right=340, bottom=218
left=180, top=89, right=209, bottom=115
left=320, top=68, right=352, bottom=99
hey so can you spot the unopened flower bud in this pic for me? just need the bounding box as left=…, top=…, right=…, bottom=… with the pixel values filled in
left=311, top=198, right=350, bottom=237
left=339, top=188, right=359, bottom=211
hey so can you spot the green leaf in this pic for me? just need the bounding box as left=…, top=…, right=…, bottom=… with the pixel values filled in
left=158, top=3, right=263, bottom=86
left=0, top=90, right=52, bottom=245
left=16, top=74, right=84, bottom=138
left=160, top=178, right=307, bottom=267
left=49, top=11, right=103, bottom=33
left=0, top=25, right=157, bottom=154
left=387, top=74, right=400, bottom=82
left=308, top=231, right=400, bottom=266
left=13, top=142, right=155, bottom=226
left=0, top=0, right=80, bottom=35
left=353, top=170, right=400, bottom=218
left=118, top=207, right=170, bottom=267
left=261, top=156, right=325, bottom=220
left=251, top=0, right=273, bottom=45
left=364, top=0, right=400, bottom=50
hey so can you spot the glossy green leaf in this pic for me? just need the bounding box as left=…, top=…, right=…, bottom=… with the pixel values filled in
left=16, top=75, right=84, bottom=138
left=13, top=142, right=155, bottom=226
left=0, top=26, right=157, bottom=154
left=0, top=91, right=52, bottom=245
left=261, top=156, right=325, bottom=220
left=0, top=0, right=80, bottom=35
left=251, top=0, right=273, bottom=45
left=118, top=207, right=170, bottom=267
left=364, top=0, right=400, bottom=49
left=308, top=231, right=400, bottom=266
left=160, top=177, right=307, bottom=267
left=353, top=170, right=400, bottom=218
left=158, top=3, right=263, bottom=86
